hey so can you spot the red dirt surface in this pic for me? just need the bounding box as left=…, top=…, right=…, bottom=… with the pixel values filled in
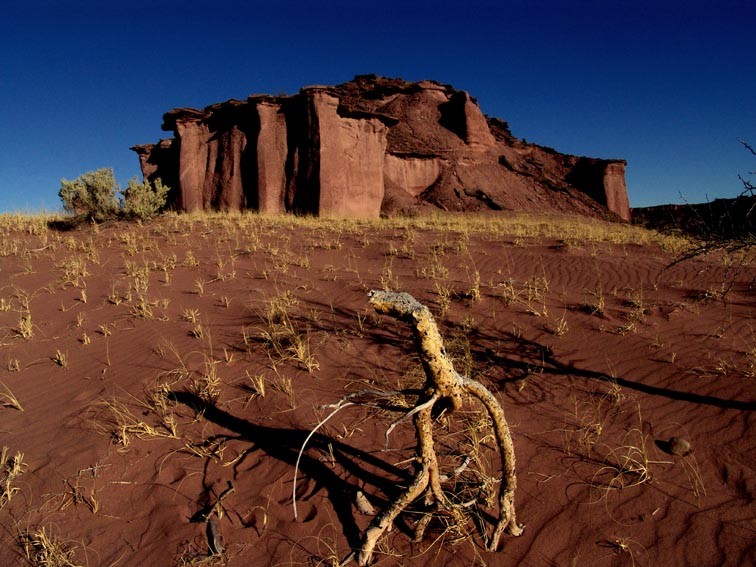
left=0, top=213, right=753, bottom=566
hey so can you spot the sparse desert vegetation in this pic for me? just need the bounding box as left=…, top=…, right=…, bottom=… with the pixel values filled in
left=0, top=211, right=753, bottom=566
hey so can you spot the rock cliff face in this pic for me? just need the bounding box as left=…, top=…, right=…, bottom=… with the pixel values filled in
left=132, top=75, right=630, bottom=220
left=633, top=195, right=755, bottom=239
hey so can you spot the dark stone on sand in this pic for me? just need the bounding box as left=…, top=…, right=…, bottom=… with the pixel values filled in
left=656, top=436, right=693, bottom=457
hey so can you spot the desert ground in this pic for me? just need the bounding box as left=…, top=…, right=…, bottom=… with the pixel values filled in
left=0, top=212, right=753, bottom=566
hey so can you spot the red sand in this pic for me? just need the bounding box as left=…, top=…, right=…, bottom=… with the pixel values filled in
left=0, top=214, right=753, bottom=566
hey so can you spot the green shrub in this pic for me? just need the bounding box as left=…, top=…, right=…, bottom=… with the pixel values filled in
left=59, top=168, right=119, bottom=220
left=58, top=168, right=170, bottom=223
left=121, top=178, right=170, bottom=220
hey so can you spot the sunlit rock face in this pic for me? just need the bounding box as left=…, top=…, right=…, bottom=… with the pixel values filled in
left=132, top=75, right=629, bottom=220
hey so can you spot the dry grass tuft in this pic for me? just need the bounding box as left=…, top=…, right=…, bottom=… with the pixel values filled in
left=91, top=398, right=179, bottom=450
left=1, top=446, right=27, bottom=510
left=588, top=407, right=671, bottom=499
left=255, top=292, right=319, bottom=373
left=0, top=382, right=24, bottom=411
left=17, top=527, right=83, bottom=567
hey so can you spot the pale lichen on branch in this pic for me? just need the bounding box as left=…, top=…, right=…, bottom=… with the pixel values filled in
left=357, top=291, right=522, bottom=564
left=295, top=291, right=523, bottom=565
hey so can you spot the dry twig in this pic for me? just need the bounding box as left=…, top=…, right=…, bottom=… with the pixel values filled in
left=333, top=291, right=523, bottom=565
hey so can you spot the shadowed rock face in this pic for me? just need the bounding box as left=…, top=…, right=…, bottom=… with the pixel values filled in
left=132, top=75, right=630, bottom=220
left=633, top=195, right=756, bottom=239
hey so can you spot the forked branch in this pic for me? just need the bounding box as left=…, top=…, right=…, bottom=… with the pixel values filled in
left=351, top=290, right=522, bottom=565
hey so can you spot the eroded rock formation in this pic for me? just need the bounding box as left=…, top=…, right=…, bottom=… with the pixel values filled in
left=132, top=75, right=630, bottom=220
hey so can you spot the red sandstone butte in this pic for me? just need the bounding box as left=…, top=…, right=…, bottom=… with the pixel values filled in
left=132, top=75, right=630, bottom=220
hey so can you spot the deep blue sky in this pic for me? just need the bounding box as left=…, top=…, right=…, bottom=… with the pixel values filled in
left=1, top=0, right=754, bottom=212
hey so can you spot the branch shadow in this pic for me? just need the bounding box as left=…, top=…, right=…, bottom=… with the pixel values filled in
left=167, top=391, right=413, bottom=549
left=467, top=327, right=756, bottom=411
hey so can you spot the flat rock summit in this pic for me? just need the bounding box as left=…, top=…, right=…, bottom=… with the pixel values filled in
left=132, top=75, right=630, bottom=220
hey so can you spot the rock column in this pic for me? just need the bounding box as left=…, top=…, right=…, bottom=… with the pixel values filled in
left=256, top=101, right=288, bottom=214
left=309, top=90, right=389, bottom=217
left=176, top=119, right=209, bottom=213
left=603, top=161, right=631, bottom=221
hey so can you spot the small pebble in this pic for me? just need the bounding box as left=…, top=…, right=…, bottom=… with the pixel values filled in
left=668, top=436, right=692, bottom=456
